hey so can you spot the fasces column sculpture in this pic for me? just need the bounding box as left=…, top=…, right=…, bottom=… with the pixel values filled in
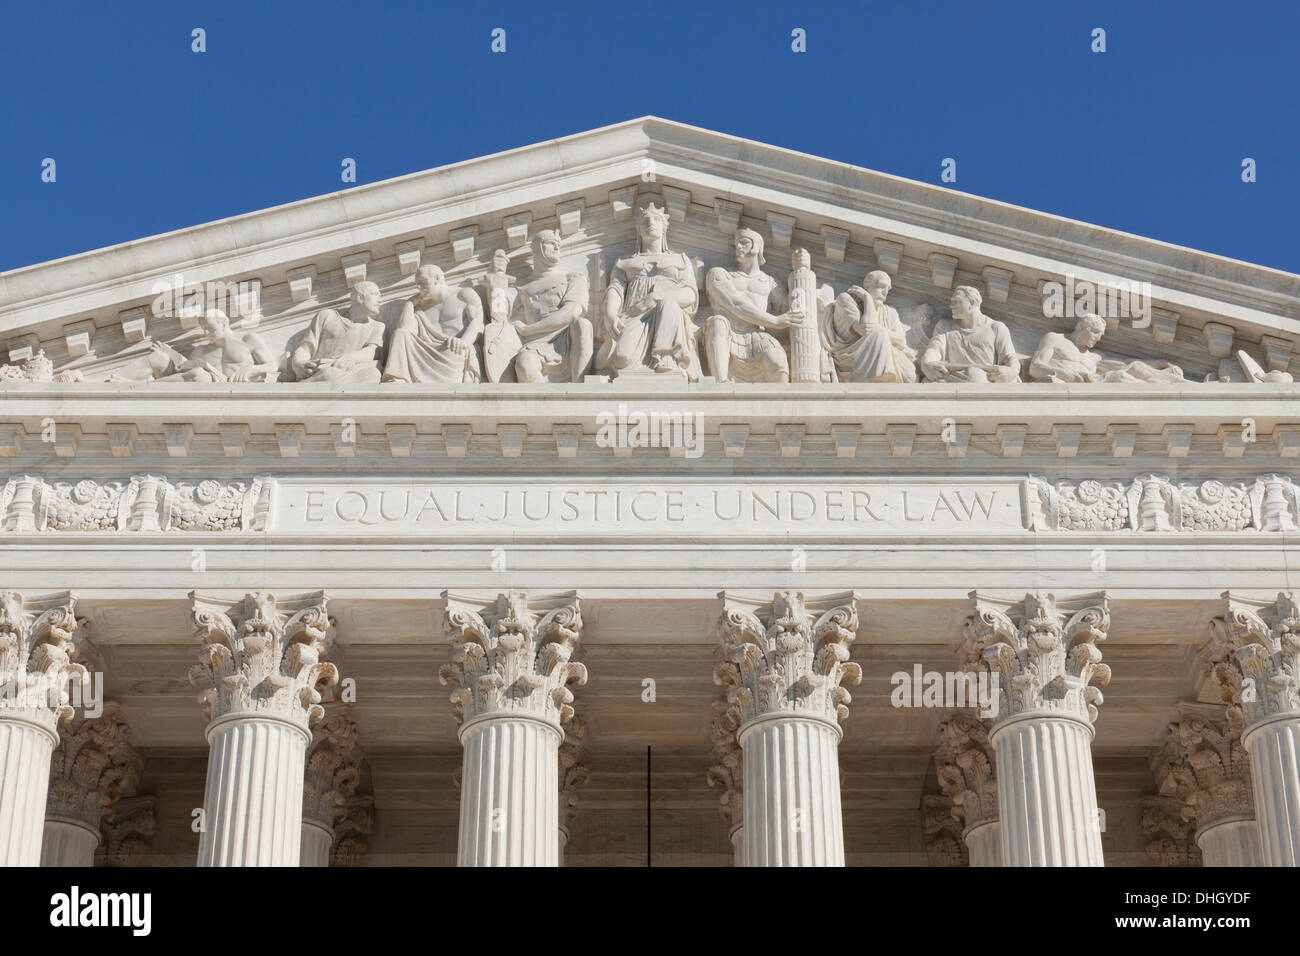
left=0, top=591, right=87, bottom=867
left=714, top=590, right=861, bottom=867
left=189, top=591, right=338, bottom=867
left=440, top=590, right=586, bottom=867
left=43, top=701, right=141, bottom=866
left=962, top=591, right=1111, bottom=866
left=934, top=713, right=1001, bottom=866
left=1153, top=702, right=1262, bottom=866
left=301, top=704, right=364, bottom=867
left=1209, top=592, right=1300, bottom=866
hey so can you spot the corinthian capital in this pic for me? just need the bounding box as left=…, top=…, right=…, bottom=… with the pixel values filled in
left=714, top=590, right=862, bottom=729
left=47, top=700, right=141, bottom=831
left=188, top=591, right=338, bottom=731
left=0, top=590, right=88, bottom=732
left=935, top=713, right=998, bottom=832
left=559, top=712, right=588, bottom=827
left=439, top=590, right=586, bottom=730
left=961, top=590, right=1110, bottom=725
left=1140, top=795, right=1203, bottom=867
left=1152, top=702, right=1252, bottom=831
left=303, top=703, right=365, bottom=829
left=1209, top=591, right=1300, bottom=726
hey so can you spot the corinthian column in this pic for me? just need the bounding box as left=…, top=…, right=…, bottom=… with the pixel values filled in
left=935, top=713, right=1001, bottom=865
left=714, top=590, right=861, bottom=867
left=441, top=590, right=585, bottom=867
left=43, top=701, right=141, bottom=866
left=1153, top=702, right=1261, bottom=866
left=1209, top=592, right=1300, bottom=866
left=0, top=591, right=87, bottom=866
left=189, top=591, right=338, bottom=867
left=301, top=704, right=364, bottom=867
left=962, top=590, right=1111, bottom=866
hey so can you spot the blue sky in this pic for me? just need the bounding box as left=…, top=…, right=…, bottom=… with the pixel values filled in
left=2, top=0, right=1296, bottom=274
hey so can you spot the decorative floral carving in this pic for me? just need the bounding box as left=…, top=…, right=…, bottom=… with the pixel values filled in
left=1208, top=591, right=1300, bottom=727
left=331, top=795, right=375, bottom=867
left=1152, top=703, right=1252, bottom=831
left=303, top=704, right=364, bottom=829
left=706, top=700, right=744, bottom=827
left=0, top=476, right=272, bottom=533
left=961, top=591, right=1111, bottom=724
left=188, top=591, right=338, bottom=730
left=1027, top=475, right=1297, bottom=533
left=558, top=711, right=588, bottom=827
left=934, top=712, right=998, bottom=832
left=47, top=700, right=141, bottom=830
left=920, top=794, right=968, bottom=867
left=713, top=591, right=861, bottom=729
left=1140, top=795, right=1203, bottom=867
left=96, top=794, right=155, bottom=867
left=0, top=590, right=88, bottom=730
left=439, top=590, right=586, bottom=729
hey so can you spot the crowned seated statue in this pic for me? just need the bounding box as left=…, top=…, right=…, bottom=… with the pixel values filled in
left=598, top=202, right=701, bottom=380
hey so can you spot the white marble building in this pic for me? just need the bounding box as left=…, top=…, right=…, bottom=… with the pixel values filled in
left=0, top=117, right=1297, bottom=866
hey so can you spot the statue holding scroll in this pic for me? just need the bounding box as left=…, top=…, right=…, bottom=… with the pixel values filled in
left=920, top=286, right=1020, bottom=383
left=289, top=281, right=387, bottom=384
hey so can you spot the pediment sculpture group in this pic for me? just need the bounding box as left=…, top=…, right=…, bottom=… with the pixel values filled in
left=11, top=202, right=1290, bottom=387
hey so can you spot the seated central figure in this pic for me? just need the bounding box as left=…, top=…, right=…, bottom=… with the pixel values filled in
left=920, top=285, right=1020, bottom=383
left=599, top=203, right=700, bottom=379
left=704, top=229, right=802, bottom=383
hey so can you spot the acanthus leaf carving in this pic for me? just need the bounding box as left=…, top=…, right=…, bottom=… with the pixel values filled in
left=961, top=590, right=1111, bottom=725
left=1152, top=703, right=1253, bottom=832
left=1208, top=591, right=1300, bottom=727
left=47, top=699, right=142, bottom=831
left=303, top=703, right=365, bottom=829
left=714, top=590, right=861, bottom=729
left=188, top=591, right=338, bottom=731
left=934, top=712, right=998, bottom=833
left=0, top=590, right=89, bottom=732
left=440, top=590, right=585, bottom=730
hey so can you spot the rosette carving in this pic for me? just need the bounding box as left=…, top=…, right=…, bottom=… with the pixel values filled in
left=934, top=712, right=998, bottom=832
left=1208, top=591, right=1300, bottom=727
left=439, top=590, right=586, bottom=729
left=713, top=590, right=861, bottom=728
left=47, top=700, right=141, bottom=830
left=961, top=591, right=1111, bottom=724
left=188, top=591, right=338, bottom=730
left=0, top=590, right=88, bottom=730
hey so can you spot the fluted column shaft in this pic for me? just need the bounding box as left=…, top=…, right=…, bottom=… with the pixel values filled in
left=992, top=715, right=1104, bottom=866
left=964, top=820, right=1002, bottom=866
left=300, top=820, right=333, bottom=867
left=740, top=714, right=844, bottom=867
left=40, top=819, right=99, bottom=866
left=198, top=716, right=309, bottom=867
left=0, top=717, right=58, bottom=866
left=729, top=824, right=745, bottom=866
left=1243, top=716, right=1300, bottom=866
left=457, top=714, right=561, bottom=866
left=1197, top=817, right=1264, bottom=866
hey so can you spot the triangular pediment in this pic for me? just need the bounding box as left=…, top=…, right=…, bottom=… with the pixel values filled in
left=0, top=116, right=1297, bottom=384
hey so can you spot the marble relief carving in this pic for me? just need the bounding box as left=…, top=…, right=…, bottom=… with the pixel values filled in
left=3, top=190, right=1296, bottom=387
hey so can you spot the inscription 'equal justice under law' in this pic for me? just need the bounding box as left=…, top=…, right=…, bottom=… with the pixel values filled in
left=298, top=486, right=1006, bottom=527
